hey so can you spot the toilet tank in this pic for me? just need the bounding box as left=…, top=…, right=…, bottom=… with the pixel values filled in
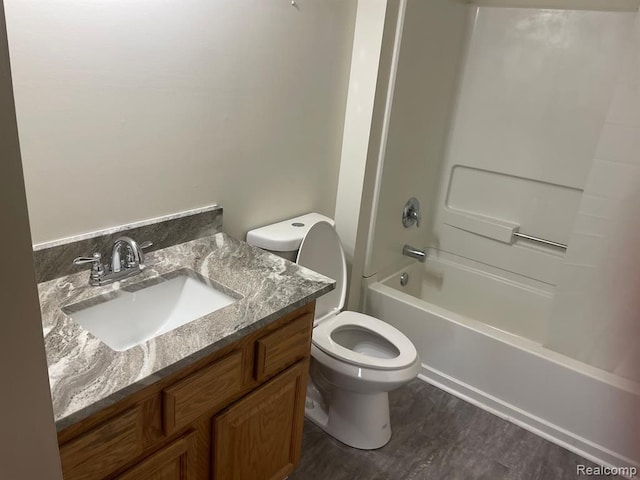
left=246, top=213, right=335, bottom=261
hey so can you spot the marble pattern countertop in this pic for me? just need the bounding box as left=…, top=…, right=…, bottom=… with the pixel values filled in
left=39, top=233, right=334, bottom=431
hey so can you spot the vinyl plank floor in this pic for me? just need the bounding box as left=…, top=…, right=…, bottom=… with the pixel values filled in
left=289, top=380, right=621, bottom=480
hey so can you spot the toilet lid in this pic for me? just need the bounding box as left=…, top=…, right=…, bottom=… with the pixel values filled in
left=296, top=221, right=347, bottom=324
left=312, top=311, right=418, bottom=370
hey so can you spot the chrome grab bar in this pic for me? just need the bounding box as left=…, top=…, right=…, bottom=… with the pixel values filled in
left=513, top=232, right=567, bottom=250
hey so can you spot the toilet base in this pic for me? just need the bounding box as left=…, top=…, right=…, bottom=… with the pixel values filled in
left=306, top=386, right=392, bottom=450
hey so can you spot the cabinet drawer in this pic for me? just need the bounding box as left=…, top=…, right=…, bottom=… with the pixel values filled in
left=116, top=431, right=195, bottom=480
left=255, top=313, right=312, bottom=381
left=163, top=350, right=243, bottom=433
left=60, top=405, right=144, bottom=480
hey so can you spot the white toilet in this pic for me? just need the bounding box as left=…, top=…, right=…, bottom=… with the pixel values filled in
left=247, top=213, right=420, bottom=450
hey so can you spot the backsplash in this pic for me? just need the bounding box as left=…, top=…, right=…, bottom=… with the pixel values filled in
left=32, top=205, right=223, bottom=283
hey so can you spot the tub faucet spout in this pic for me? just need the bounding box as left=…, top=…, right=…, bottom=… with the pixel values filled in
left=403, top=245, right=427, bottom=263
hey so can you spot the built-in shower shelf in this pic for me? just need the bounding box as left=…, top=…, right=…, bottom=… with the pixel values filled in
left=443, top=210, right=517, bottom=244
left=443, top=210, right=567, bottom=250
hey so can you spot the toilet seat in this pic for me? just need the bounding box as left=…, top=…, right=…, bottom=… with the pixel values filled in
left=296, top=221, right=347, bottom=325
left=312, top=311, right=417, bottom=371
left=296, top=221, right=417, bottom=371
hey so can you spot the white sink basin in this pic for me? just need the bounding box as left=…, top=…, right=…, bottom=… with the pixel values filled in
left=63, top=269, right=239, bottom=351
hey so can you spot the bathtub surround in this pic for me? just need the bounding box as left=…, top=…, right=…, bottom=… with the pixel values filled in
left=547, top=11, right=640, bottom=383
left=39, top=232, right=333, bottom=430
left=430, top=6, right=634, bottom=286
left=5, top=0, right=356, bottom=244
left=33, top=205, right=222, bottom=283
left=361, top=2, right=640, bottom=472
left=365, top=0, right=470, bottom=279
left=333, top=0, right=471, bottom=310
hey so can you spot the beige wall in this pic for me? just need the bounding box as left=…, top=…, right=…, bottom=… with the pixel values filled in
left=366, top=0, right=470, bottom=278
left=5, top=0, right=356, bottom=244
left=0, top=3, right=62, bottom=477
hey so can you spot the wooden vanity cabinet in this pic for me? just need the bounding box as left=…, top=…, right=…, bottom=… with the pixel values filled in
left=58, top=303, right=314, bottom=480
left=213, top=360, right=308, bottom=480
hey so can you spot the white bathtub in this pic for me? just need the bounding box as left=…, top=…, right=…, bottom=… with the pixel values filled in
left=366, top=255, right=640, bottom=470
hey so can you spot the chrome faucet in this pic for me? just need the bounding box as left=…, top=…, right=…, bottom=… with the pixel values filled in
left=73, top=236, right=153, bottom=286
left=111, top=236, right=148, bottom=273
left=403, top=244, right=427, bottom=263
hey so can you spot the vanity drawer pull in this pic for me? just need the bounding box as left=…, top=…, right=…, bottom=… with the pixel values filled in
left=59, top=405, right=144, bottom=480
left=163, top=350, right=243, bottom=433
left=255, top=313, right=313, bottom=381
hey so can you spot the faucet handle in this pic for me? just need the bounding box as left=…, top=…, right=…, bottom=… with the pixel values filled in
left=402, top=197, right=422, bottom=228
left=73, top=253, right=105, bottom=281
left=136, top=241, right=153, bottom=265
left=73, top=252, right=102, bottom=265
left=411, top=209, right=421, bottom=227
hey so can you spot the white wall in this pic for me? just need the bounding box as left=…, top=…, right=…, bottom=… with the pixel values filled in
left=0, top=2, right=62, bottom=477
left=365, top=0, right=470, bottom=278
left=547, top=10, right=640, bottom=383
left=5, top=0, right=356, bottom=244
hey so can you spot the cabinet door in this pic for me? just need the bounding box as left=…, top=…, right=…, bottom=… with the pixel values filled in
left=213, top=360, right=309, bottom=480
left=116, top=431, right=196, bottom=480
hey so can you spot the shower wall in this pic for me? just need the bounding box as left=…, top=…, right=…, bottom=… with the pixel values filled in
left=367, top=3, right=636, bottom=289
left=367, top=3, right=640, bottom=371
left=547, top=12, right=640, bottom=382
left=430, top=7, right=634, bottom=287
left=364, top=0, right=469, bottom=278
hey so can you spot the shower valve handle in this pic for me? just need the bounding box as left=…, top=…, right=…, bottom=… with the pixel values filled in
left=402, top=198, right=421, bottom=228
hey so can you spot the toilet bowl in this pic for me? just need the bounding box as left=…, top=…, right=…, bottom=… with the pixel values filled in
left=312, top=311, right=419, bottom=393
left=246, top=214, right=420, bottom=450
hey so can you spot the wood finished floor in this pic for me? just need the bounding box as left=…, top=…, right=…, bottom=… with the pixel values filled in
left=290, top=379, right=619, bottom=480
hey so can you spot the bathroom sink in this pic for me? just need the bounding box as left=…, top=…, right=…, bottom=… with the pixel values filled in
left=62, top=269, right=240, bottom=351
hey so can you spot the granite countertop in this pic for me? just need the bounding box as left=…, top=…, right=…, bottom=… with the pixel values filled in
left=39, top=232, right=334, bottom=431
